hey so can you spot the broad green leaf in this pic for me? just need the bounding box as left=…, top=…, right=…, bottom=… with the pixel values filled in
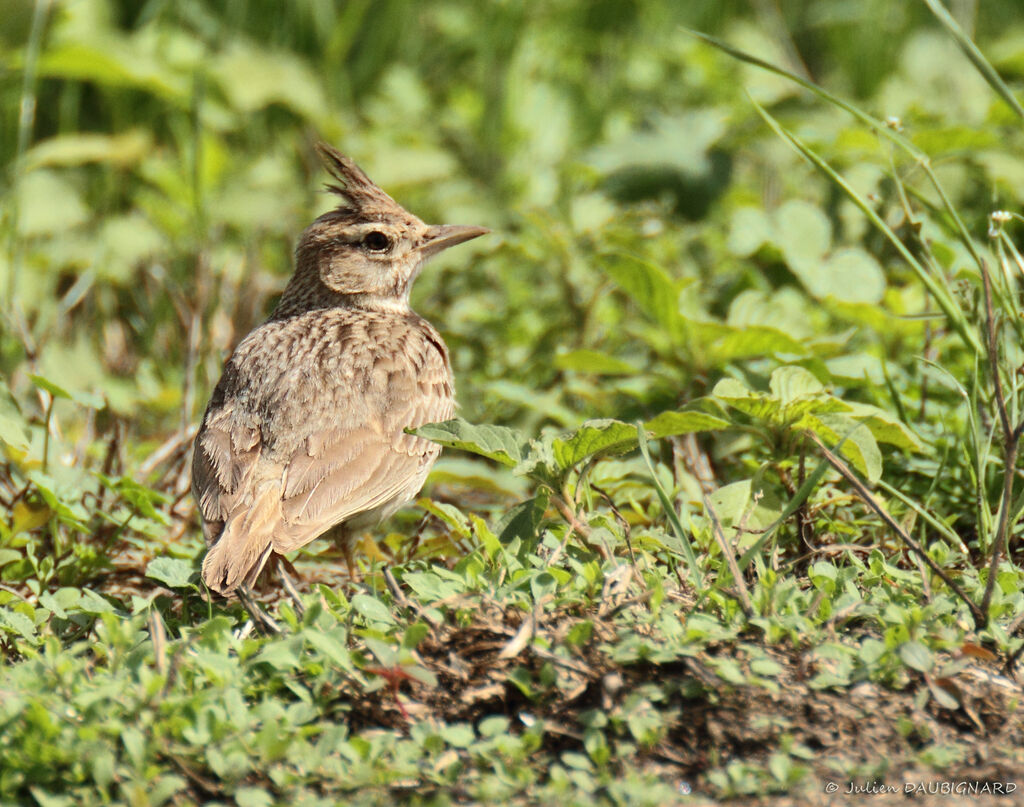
left=78, top=589, right=117, bottom=615
left=24, top=131, right=151, bottom=169
left=714, top=373, right=850, bottom=426
left=551, top=419, right=638, bottom=470
left=711, top=378, right=752, bottom=399
left=709, top=324, right=807, bottom=360
left=806, top=247, right=886, bottom=304
left=845, top=402, right=924, bottom=451
left=0, top=609, right=36, bottom=641
left=769, top=366, right=825, bottom=403
left=27, top=471, right=90, bottom=531
left=411, top=419, right=523, bottom=467
left=600, top=253, right=686, bottom=337
left=812, top=415, right=883, bottom=482
left=17, top=171, right=88, bottom=236
left=29, top=374, right=104, bottom=409
left=362, top=636, right=399, bottom=667
left=211, top=42, right=328, bottom=120
left=898, top=640, right=933, bottom=673
left=38, top=41, right=188, bottom=99
left=235, top=788, right=274, bottom=807
left=0, top=395, right=29, bottom=451
left=708, top=480, right=752, bottom=525
left=726, top=206, right=773, bottom=257
left=37, top=588, right=81, bottom=619
left=11, top=500, right=51, bottom=535
left=644, top=410, right=730, bottom=437
left=554, top=349, right=640, bottom=375
left=0, top=549, right=21, bottom=568
left=146, top=557, right=195, bottom=589
left=351, top=594, right=394, bottom=625
left=774, top=199, right=831, bottom=275
left=495, top=492, right=549, bottom=545
left=304, top=629, right=355, bottom=671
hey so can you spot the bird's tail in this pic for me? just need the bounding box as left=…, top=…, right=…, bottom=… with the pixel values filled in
left=202, top=483, right=280, bottom=595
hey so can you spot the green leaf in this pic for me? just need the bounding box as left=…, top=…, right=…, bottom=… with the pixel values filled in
left=411, top=418, right=523, bottom=467
left=554, top=349, right=639, bottom=375
left=100, top=475, right=170, bottom=522
left=146, top=557, right=195, bottom=589
left=599, top=253, right=686, bottom=337
left=644, top=409, right=730, bottom=437
left=25, top=131, right=151, bottom=169
left=16, top=171, right=88, bottom=236
left=0, top=608, right=37, bottom=641
left=845, top=402, right=924, bottom=452
left=38, top=40, right=188, bottom=99
left=495, top=492, right=549, bottom=545
left=351, top=594, right=394, bottom=625
left=813, top=415, right=883, bottom=482
left=774, top=199, right=831, bottom=276
left=78, top=590, right=117, bottom=615
left=304, top=630, right=354, bottom=671
left=29, top=374, right=104, bottom=409
left=551, top=419, right=638, bottom=471
left=708, top=324, right=807, bottom=360
left=810, top=248, right=886, bottom=304
left=898, top=640, right=933, bottom=673
left=0, top=395, right=30, bottom=451
left=707, top=480, right=753, bottom=525
left=235, top=788, right=274, bottom=807
left=726, top=206, right=773, bottom=256
left=769, top=366, right=825, bottom=402
left=0, top=549, right=22, bottom=568
left=362, top=636, right=399, bottom=667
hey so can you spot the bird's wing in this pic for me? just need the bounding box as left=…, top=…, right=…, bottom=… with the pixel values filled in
left=274, top=352, right=453, bottom=552
left=196, top=330, right=452, bottom=594
left=191, top=408, right=261, bottom=545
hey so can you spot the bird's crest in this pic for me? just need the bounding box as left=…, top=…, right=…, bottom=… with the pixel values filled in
left=314, top=142, right=399, bottom=215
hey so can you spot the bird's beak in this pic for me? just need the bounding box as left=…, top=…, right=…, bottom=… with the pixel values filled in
left=418, top=224, right=490, bottom=258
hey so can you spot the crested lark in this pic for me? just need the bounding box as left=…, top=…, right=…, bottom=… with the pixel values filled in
left=193, top=144, right=488, bottom=596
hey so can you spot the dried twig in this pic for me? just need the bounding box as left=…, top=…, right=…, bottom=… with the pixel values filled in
left=977, top=258, right=1024, bottom=624
left=701, top=493, right=753, bottom=618
left=806, top=431, right=985, bottom=628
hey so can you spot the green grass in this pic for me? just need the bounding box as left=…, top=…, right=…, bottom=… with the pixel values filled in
left=3, top=1, right=1024, bottom=804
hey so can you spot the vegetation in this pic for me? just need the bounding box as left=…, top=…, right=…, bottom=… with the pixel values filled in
left=3, top=1, right=1024, bottom=804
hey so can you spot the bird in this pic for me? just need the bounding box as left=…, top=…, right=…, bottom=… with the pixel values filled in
left=191, top=143, right=488, bottom=601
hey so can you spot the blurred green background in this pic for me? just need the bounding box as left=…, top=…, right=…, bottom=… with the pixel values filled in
left=4, top=0, right=1024, bottom=571
left=5, top=0, right=1024, bottom=573
left=3, top=0, right=1022, bottom=440
left=5, top=1, right=1024, bottom=803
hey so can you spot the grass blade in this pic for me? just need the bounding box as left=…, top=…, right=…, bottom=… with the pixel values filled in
left=922, top=0, right=1024, bottom=119
left=636, top=423, right=704, bottom=595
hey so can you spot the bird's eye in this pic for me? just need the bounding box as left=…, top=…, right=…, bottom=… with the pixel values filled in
left=362, top=231, right=392, bottom=252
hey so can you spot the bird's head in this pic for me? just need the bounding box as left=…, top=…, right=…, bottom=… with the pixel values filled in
left=287, top=144, right=488, bottom=309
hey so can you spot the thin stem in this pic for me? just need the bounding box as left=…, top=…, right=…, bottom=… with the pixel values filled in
left=41, top=394, right=53, bottom=474
left=806, top=432, right=985, bottom=629
left=701, top=492, right=753, bottom=618
left=976, top=257, right=1023, bottom=622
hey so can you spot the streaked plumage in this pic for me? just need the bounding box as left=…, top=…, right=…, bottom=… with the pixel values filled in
left=192, top=144, right=487, bottom=595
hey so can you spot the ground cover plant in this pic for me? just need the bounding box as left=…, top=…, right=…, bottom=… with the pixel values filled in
left=3, top=1, right=1024, bottom=804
